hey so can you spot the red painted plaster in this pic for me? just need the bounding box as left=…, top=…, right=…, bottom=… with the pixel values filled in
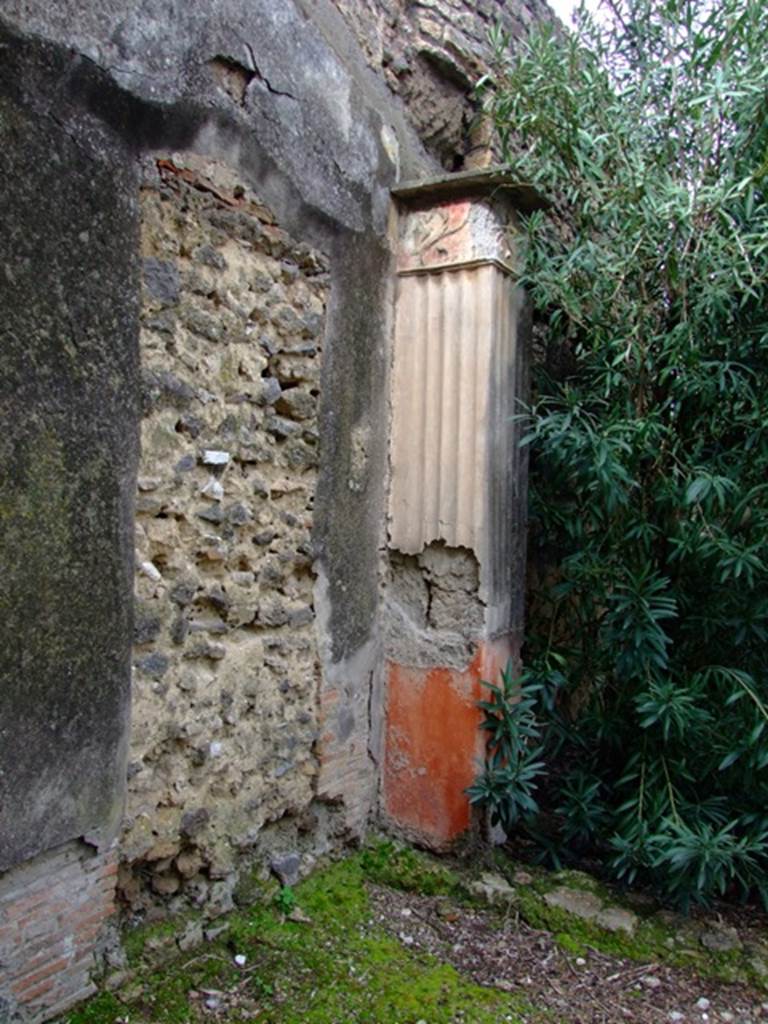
left=383, top=638, right=513, bottom=846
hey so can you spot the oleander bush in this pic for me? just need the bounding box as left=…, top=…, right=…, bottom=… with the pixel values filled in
left=470, top=0, right=768, bottom=909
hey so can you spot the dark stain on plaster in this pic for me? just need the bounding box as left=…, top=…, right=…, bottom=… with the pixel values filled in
left=0, top=36, right=140, bottom=869
left=0, top=21, right=202, bottom=158
left=313, top=230, right=392, bottom=663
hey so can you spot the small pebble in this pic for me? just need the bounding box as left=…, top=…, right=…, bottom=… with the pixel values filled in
left=203, top=449, right=230, bottom=465
left=201, top=476, right=224, bottom=501
left=669, top=1014, right=684, bottom=1022
left=643, top=975, right=662, bottom=989
left=401, top=907, right=412, bottom=917
left=698, top=1000, right=712, bottom=1011
left=575, top=957, right=586, bottom=966
left=287, top=906, right=312, bottom=924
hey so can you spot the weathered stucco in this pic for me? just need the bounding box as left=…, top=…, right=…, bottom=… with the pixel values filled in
left=382, top=179, right=533, bottom=847
left=0, top=26, right=139, bottom=872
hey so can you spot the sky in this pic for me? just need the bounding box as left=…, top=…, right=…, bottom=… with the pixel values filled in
left=547, top=0, right=579, bottom=22
left=546, top=0, right=606, bottom=28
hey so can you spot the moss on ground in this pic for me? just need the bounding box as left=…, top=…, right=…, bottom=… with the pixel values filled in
left=66, top=841, right=768, bottom=1024
left=507, top=863, right=768, bottom=989
left=360, top=839, right=464, bottom=897
left=122, top=918, right=184, bottom=966
left=67, top=854, right=536, bottom=1024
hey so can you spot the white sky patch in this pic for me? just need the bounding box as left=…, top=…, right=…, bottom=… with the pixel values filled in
left=547, top=0, right=608, bottom=28
left=547, top=0, right=579, bottom=23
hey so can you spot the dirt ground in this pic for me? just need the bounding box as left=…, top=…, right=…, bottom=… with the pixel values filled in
left=369, top=882, right=768, bottom=1023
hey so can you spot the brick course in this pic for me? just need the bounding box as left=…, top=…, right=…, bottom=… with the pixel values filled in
left=0, top=840, right=116, bottom=1023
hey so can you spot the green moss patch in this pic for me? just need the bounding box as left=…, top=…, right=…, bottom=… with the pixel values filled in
left=67, top=847, right=768, bottom=1024
left=511, top=870, right=768, bottom=989
left=123, top=919, right=185, bottom=966
left=360, top=840, right=464, bottom=897
left=67, top=857, right=532, bottom=1024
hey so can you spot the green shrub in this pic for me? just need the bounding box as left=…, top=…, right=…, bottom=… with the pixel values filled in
left=466, top=663, right=546, bottom=834
left=273, top=885, right=297, bottom=916
left=473, top=0, right=768, bottom=909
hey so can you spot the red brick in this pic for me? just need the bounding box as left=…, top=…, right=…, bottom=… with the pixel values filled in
left=18, top=901, right=70, bottom=928
left=40, top=981, right=97, bottom=1019
left=9, top=937, right=52, bottom=965
left=10, top=943, right=69, bottom=979
left=69, top=950, right=96, bottom=973
left=13, top=977, right=56, bottom=1004
left=73, top=908, right=111, bottom=929
left=9, top=890, right=54, bottom=917
left=72, top=892, right=112, bottom=916
left=93, top=881, right=118, bottom=901
left=12, top=957, right=69, bottom=995
left=0, top=874, right=50, bottom=905
left=73, top=924, right=103, bottom=946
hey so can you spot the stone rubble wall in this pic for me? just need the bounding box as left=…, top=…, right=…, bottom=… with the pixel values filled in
left=330, top=0, right=555, bottom=167
left=124, top=155, right=339, bottom=916
left=386, top=545, right=485, bottom=670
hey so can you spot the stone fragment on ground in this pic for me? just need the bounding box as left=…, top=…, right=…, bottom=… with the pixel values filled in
left=544, top=883, right=639, bottom=935
left=469, top=871, right=516, bottom=903
left=544, top=885, right=604, bottom=919
left=177, top=920, right=204, bottom=951
left=287, top=906, right=312, bottom=924
left=595, top=905, right=638, bottom=935
left=270, top=851, right=301, bottom=887
left=701, top=925, right=743, bottom=952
